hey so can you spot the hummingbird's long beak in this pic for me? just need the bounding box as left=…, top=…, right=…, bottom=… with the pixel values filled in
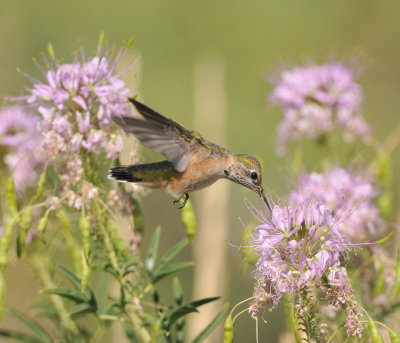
left=259, top=188, right=272, bottom=215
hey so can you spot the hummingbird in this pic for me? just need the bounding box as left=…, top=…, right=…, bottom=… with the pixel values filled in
left=109, top=98, right=271, bottom=211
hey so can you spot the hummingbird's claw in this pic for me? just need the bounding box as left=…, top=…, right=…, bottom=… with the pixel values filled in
left=174, top=193, right=189, bottom=209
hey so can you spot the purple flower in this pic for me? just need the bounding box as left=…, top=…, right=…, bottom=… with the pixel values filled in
left=248, top=199, right=351, bottom=314
left=289, top=168, right=384, bottom=240
left=12, top=44, right=133, bottom=161
left=6, top=39, right=138, bottom=208
left=0, top=106, right=44, bottom=192
left=269, top=62, right=371, bottom=154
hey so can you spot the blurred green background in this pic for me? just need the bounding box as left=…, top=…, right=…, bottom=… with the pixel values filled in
left=1, top=0, right=400, bottom=342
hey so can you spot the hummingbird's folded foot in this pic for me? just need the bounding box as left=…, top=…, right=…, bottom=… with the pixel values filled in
left=174, top=193, right=189, bottom=209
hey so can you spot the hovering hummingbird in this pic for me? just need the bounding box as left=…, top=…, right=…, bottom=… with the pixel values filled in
left=109, top=98, right=271, bottom=210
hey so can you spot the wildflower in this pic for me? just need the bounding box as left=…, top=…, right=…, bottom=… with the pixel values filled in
left=0, top=106, right=44, bottom=192
left=325, top=267, right=363, bottom=338
left=248, top=200, right=351, bottom=315
left=289, top=168, right=384, bottom=240
left=14, top=45, right=133, bottom=161
left=269, top=62, right=371, bottom=154
left=8, top=41, right=137, bottom=209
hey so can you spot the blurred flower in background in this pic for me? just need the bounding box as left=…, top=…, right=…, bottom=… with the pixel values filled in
left=0, top=106, right=44, bottom=192
left=270, top=62, right=372, bottom=155
left=289, top=167, right=385, bottom=240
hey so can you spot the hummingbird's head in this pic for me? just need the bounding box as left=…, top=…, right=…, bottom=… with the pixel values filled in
left=225, top=154, right=264, bottom=197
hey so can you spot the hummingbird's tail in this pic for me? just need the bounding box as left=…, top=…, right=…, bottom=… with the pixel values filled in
left=108, top=161, right=176, bottom=188
left=108, top=166, right=143, bottom=183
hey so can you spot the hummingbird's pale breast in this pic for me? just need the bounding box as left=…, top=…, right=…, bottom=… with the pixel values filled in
left=167, top=152, right=234, bottom=195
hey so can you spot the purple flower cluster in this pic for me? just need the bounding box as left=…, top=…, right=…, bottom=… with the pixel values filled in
left=289, top=168, right=384, bottom=240
left=6, top=43, right=135, bottom=207
left=0, top=106, right=44, bottom=192
left=249, top=200, right=351, bottom=314
left=16, top=49, right=131, bottom=161
left=269, top=62, right=371, bottom=155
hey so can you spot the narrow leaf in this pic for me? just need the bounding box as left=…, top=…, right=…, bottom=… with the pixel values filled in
left=188, top=297, right=221, bottom=309
left=56, top=263, right=95, bottom=301
left=192, top=303, right=229, bottom=343
left=376, top=232, right=393, bottom=244
left=152, top=261, right=194, bottom=283
left=153, top=238, right=189, bottom=277
left=42, top=288, right=88, bottom=303
left=69, top=303, right=96, bottom=316
left=0, top=330, right=41, bottom=343
left=146, top=226, right=161, bottom=277
left=169, top=297, right=221, bottom=325
left=56, top=263, right=81, bottom=290
left=170, top=305, right=198, bottom=324
left=6, top=308, right=52, bottom=343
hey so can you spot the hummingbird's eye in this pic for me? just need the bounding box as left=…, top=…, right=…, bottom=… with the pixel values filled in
left=250, top=171, right=258, bottom=181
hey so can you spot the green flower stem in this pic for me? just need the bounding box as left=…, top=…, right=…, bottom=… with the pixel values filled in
left=91, top=200, right=150, bottom=343
left=0, top=218, right=16, bottom=272
left=284, top=294, right=301, bottom=343
left=124, top=304, right=152, bottom=343
left=57, top=210, right=82, bottom=276
left=30, top=246, right=80, bottom=338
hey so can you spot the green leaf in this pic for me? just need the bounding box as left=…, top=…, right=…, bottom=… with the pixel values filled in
left=5, top=308, right=52, bottom=343
left=169, top=305, right=198, bottom=324
left=56, top=263, right=96, bottom=302
left=192, top=302, right=229, bottom=343
left=56, top=263, right=81, bottom=289
left=375, top=232, right=393, bottom=244
left=0, top=329, right=42, bottom=343
left=189, top=297, right=221, bottom=309
left=169, top=297, right=220, bottom=325
left=153, top=238, right=189, bottom=277
left=152, top=261, right=194, bottom=283
left=172, top=276, right=184, bottom=305
left=122, top=259, right=141, bottom=276
left=69, top=303, right=97, bottom=316
left=146, top=226, right=161, bottom=277
left=42, top=288, right=88, bottom=303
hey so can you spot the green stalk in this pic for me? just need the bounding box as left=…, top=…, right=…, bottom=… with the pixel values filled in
left=91, top=200, right=150, bottom=343
left=284, top=294, right=301, bottom=343
left=30, top=246, right=80, bottom=339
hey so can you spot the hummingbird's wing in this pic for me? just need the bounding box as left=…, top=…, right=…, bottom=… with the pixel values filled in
left=114, top=99, right=195, bottom=172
